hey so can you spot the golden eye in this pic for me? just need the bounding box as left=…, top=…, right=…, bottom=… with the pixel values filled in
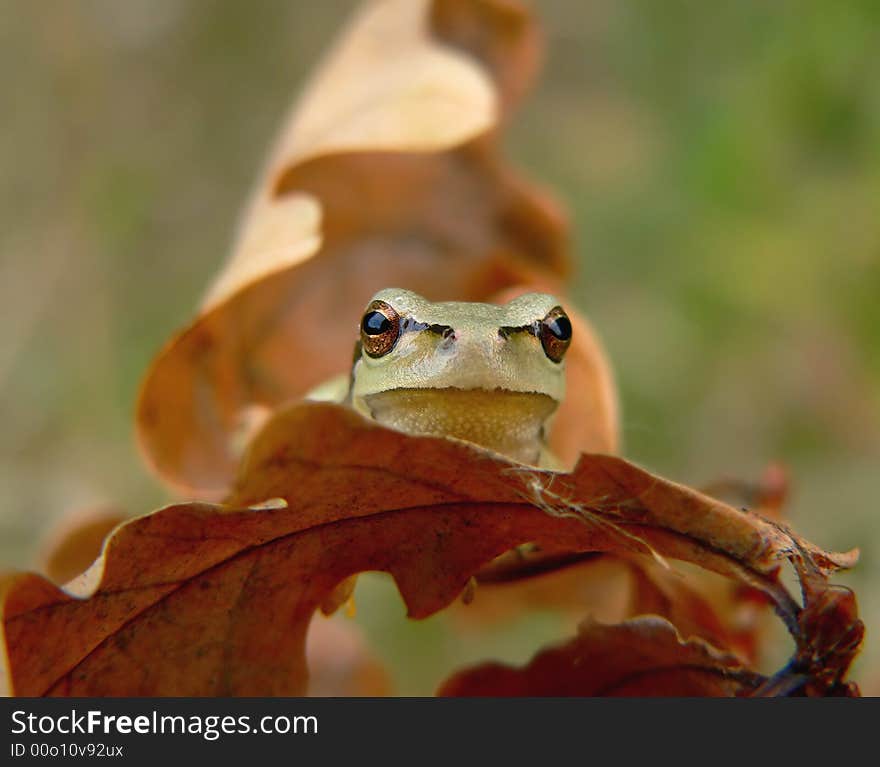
left=539, top=306, right=572, bottom=363
left=360, top=300, right=400, bottom=358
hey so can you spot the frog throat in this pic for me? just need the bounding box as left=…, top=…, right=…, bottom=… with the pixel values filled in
left=358, top=387, right=558, bottom=465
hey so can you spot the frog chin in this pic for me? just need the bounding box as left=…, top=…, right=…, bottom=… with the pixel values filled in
left=360, top=387, right=558, bottom=466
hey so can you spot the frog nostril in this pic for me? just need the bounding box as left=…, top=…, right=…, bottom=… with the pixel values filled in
left=426, top=323, right=455, bottom=341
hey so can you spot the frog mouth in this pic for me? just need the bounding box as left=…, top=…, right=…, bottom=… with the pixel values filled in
left=362, top=387, right=557, bottom=465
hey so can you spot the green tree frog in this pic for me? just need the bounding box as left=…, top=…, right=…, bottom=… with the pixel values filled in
left=310, top=288, right=572, bottom=467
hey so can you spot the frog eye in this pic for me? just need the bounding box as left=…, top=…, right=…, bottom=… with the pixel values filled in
left=539, top=306, right=572, bottom=363
left=360, top=300, right=401, bottom=358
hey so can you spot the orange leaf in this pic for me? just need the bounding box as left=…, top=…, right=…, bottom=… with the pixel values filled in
left=135, top=0, right=587, bottom=498
left=38, top=508, right=127, bottom=586
left=1, top=403, right=859, bottom=696
left=448, top=554, right=761, bottom=663
left=437, top=616, right=763, bottom=696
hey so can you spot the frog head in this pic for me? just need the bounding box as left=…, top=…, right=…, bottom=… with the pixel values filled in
left=348, top=288, right=571, bottom=465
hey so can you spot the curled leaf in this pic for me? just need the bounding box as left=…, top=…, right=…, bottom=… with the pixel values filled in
left=135, top=0, right=592, bottom=498
left=437, top=616, right=763, bottom=696
left=1, top=403, right=859, bottom=696
left=38, top=508, right=127, bottom=586
left=449, top=553, right=762, bottom=663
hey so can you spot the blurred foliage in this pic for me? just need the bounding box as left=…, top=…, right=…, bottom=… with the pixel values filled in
left=1, top=0, right=877, bottom=693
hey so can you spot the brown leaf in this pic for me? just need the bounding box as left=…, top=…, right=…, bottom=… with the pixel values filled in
left=135, top=0, right=589, bottom=498
left=448, top=553, right=761, bottom=663
left=1, top=402, right=858, bottom=696
left=29, top=506, right=382, bottom=696
left=626, top=561, right=760, bottom=662
left=437, top=616, right=763, bottom=696
left=450, top=554, right=634, bottom=630
left=38, top=508, right=127, bottom=586
left=430, top=0, right=542, bottom=112
left=751, top=545, right=865, bottom=697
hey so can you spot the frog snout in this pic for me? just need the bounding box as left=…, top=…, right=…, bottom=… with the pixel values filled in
left=442, top=331, right=504, bottom=365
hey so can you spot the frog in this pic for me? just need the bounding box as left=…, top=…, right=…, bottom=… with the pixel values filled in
left=309, top=288, right=572, bottom=468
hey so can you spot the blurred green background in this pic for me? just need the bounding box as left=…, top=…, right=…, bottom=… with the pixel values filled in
left=1, top=0, right=877, bottom=693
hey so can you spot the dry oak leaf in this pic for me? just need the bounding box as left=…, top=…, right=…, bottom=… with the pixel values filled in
left=437, top=616, right=764, bottom=697
left=136, top=0, right=586, bottom=498
left=1, top=402, right=858, bottom=696
left=38, top=508, right=128, bottom=586
left=30, top=508, right=389, bottom=697
left=446, top=553, right=765, bottom=664
left=442, top=462, right=795, bottom=662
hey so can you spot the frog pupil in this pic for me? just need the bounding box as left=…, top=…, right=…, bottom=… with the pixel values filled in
left=362, top=311, right=391, bottom=336
left=546, top=315, right=571, bottom=341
